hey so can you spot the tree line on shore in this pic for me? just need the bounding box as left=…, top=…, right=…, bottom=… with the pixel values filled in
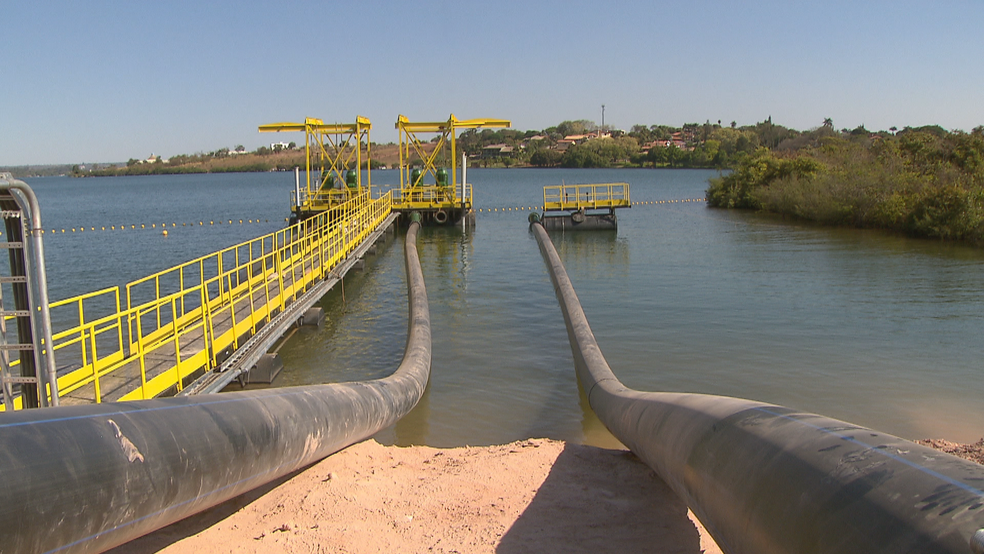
left=459, top=117, right=794, bottom=169
left=31, top=114, right=984, bottom=245
left=461, top=116, right=984, bottom=245
left=65, top=116, right=829, bottom=177
left=71, top=143, right=308, bottom=177
left=706, top=122, right=984, bottom=245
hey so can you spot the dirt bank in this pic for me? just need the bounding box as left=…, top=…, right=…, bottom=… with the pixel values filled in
left=110, top=439, right=722, bottom=554
left=916, top=437, right=984, bottom=465
left=109, top=436, right=984, bottom=553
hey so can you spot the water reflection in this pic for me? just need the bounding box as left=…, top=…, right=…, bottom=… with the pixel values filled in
left=274, top=232, right=407, bottom=387
left=548, top=229, right=630, bottom=281
left=391, top=385, right=432, bottom=446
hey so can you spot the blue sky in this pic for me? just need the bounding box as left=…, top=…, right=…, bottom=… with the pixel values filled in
left=3, top=0, right=983, bottom=165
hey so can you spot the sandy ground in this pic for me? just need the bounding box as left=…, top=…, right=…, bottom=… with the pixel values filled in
left=109, top=436, right=984, bottom=554
left=916, top=438, right=984, bottom=465
left=110, top=439, right=723, bottom=554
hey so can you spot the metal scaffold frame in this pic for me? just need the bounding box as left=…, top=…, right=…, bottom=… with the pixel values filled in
left=394, top=114, right=510, bottom=217
left=259, top=116, right=372, bottom=220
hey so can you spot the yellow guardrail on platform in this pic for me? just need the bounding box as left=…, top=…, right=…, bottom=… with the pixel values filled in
left=392, top=183, right=472, bottom=211
left=292, top=187, right=364, bottom=214
left=543, top=183, right=631, bottom=212
left=1, top=191, right=393, bottom=410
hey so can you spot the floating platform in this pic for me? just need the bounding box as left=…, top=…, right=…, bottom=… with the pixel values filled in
left=391, top=183, right=474, bottom=226
left=536, top=182, right=629, bottom=231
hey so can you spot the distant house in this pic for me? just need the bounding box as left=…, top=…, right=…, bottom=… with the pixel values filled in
left=555, top=135, right=586, bottom=152
left=482, top=144, right=512, bottom=158
left=641, top=139, right=672, bottom=153
left=643, top=136, right=691, bottom=151
left=270, top=142, right=291, bottom=151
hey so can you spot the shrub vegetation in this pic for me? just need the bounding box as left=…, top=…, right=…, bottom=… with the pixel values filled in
left=707, top=127, right=984, bottom=244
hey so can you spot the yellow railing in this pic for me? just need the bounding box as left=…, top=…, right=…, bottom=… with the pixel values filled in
left=1, top=190, right=393, bottom=410
left=393, top=184, right=472, bottom=210
left=291, top=187, right=364, bottom=213
left=543, top=183, right=631, bottom=212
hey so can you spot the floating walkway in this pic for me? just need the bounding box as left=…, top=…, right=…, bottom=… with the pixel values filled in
left=2, top=191, right=395, bottom=410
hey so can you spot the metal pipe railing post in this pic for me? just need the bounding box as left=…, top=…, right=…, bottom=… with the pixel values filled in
left=0, top=176, right=59, bottom=406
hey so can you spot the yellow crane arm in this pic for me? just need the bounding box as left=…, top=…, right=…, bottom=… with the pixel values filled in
left=259, top=116, right=370, bottom=134
left=258, top=122, right=309, bottom=133
left=396, top=114, right=511, bottom=132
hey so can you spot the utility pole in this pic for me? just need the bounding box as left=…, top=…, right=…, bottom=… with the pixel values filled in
left=601, top=104, right=605, bottom=130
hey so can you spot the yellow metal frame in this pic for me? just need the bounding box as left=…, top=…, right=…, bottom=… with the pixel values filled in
left=1, top=191, right=394, bottom=410
left=393, top=114, right=510, bottom=211
left=543, top=183, right=632, bottom=212
left=259, top=116, right=372, bottom=214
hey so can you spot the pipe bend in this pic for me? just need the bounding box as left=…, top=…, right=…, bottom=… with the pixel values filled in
left=531, top=220, right=984, bottom=554
left=0, top=221, right=431, bottom=554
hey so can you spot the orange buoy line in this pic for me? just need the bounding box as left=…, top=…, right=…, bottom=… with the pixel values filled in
left=41, top=199, right=708, bottom=232
left=474, top=198, right=707, bottom=213
left=41, top=218, right=276, bottom=235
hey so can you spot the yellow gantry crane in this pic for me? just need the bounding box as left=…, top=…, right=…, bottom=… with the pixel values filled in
left=395, top=114, right=510, bottom=224
left=259, top=116, right=372, bottom=221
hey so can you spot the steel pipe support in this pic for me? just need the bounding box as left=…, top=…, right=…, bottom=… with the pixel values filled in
left=0, top=222, right=430, bottom=554
left=532, top=221, right=984, bottom=554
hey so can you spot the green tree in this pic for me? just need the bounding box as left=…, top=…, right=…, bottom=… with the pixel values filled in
left=556, top=120, right=595, bottom=137
left=530, top=149, right=562, bottom=167
left=629, top=124, right=653, bottom=144
left=560, top=144, right=608, bottom=168
left=649, top=125, right=675, bottom=140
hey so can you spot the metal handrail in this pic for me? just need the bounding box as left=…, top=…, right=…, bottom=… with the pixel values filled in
left=2, top=190, right=394, bottom=408
left=543, top=182, right=630, bottom=211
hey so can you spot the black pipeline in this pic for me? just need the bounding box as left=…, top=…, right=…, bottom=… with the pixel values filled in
left=531, top=220, right=984, bottom=554
left=0, top=222, right=430, bottom=554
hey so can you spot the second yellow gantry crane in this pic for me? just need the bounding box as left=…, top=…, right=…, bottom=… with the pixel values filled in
left=394, top=114, right=510, bottom=225
left=259, top=116, right=372, bottom=222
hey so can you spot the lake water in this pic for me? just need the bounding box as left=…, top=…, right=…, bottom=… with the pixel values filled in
left=21, top=169, right=984, bottom=446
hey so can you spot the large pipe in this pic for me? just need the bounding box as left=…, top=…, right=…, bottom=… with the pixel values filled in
left=0, top=222, right=430, bottom=554
left=531, top=221, right=984, bottom=554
